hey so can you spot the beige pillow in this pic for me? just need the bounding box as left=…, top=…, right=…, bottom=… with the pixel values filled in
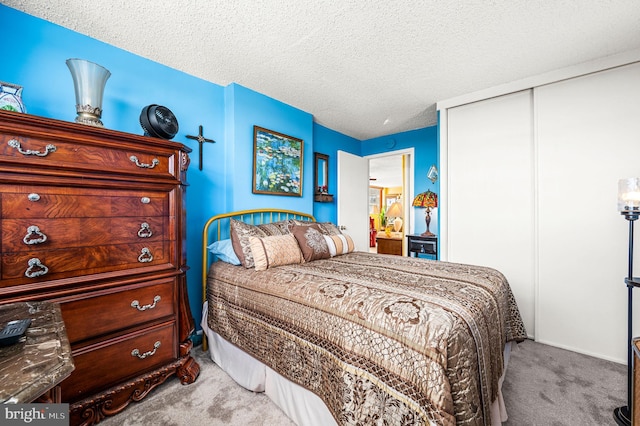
left=230, top=219, right=267, bottom=268
left=290, top=223, right=331, bottom=262
left=249, top=234, right=304, bottom=271
left=324, top=234, right=355, bottom=256
left=230, top=219, right=291, bottom=268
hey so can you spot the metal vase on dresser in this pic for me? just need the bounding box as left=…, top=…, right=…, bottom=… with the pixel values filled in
left=66, top=58, right=111, bottom=126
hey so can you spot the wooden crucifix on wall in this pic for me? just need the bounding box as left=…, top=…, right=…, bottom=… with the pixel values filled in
left=186, top=125, right=215, bottom=170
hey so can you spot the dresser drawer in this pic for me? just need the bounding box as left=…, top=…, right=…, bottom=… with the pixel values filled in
left=1, top=187, right=168, bottom=219
left=3, top=217, right=168, bottom=252
left=0, top=132, right=177, bottom=179
left=61, top=279, right=177, bottom=344
left=1, top=241, right=170, bottom=284
left=60, top=322, right=176, bottom=402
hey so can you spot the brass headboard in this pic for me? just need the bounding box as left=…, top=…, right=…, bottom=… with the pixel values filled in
left=201, top=208, right=315, bottom=304
left=200, top=208, right=315, bottom=350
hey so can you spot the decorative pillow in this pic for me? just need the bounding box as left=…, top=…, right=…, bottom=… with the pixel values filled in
left=290, top=223, right=331, bottom=262
left=290, top=220, right=342, bottom=235
left=324, top=233, right=356, bottom=256
left=257, top=220, right=292, bottom=235
left=230, top=219, right=268, bottom=268
left=207, top=239, right=241, bottom=265
left=231, top=219, right=302, bottom=268
left=249, top=234, right=304, bottom=271
left=317, top=222, right=343, bottom=236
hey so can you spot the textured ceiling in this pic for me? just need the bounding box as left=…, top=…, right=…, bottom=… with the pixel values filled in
left=3, top=1, right=640, bottom=140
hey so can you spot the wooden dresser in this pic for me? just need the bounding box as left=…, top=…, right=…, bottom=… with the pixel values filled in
left=0, top=111, right=199, bottom=425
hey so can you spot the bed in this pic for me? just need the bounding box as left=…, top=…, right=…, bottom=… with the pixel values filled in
left=200, top=209, right=526, bottom=426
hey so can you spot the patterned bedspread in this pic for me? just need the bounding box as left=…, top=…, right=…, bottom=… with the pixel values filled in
left=207, top=252, right=526, bottom=426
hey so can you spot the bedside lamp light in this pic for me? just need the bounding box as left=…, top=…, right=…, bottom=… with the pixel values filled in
left=618, top=178, right=640, bottom=215
left=386, top=202, right=404, bottom=232
left=412, top=190, right=438, bottom=236
left=614, top=178, right=640, bottom=426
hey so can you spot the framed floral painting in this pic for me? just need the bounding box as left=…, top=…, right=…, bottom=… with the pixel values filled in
left=252, top=126, right=303, bottom=196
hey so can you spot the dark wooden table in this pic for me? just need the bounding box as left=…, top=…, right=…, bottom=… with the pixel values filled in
left=406, top=234, right=438, bottom=259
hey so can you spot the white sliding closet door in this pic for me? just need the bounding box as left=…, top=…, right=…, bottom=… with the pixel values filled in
left=535, top=62, right=640, bottom=362
left=447, top=90, right=535, bottom=336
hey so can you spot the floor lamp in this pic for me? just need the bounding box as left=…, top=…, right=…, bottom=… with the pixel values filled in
left=615, top=178, right=640, bottom=426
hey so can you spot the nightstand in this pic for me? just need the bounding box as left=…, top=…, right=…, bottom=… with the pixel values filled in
left=406, top=234, right=438, bottom=260
left=0, top=301, right=74, bottom=403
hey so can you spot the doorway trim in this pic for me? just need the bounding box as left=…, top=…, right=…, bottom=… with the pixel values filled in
left=365, top=148, right=415, bottom=236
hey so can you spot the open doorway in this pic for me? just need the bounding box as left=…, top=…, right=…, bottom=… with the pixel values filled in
left=367, top=151, right=413, bottom=255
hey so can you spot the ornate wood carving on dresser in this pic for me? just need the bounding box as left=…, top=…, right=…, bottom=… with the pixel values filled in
left=0, top=110, right=200, bottom=425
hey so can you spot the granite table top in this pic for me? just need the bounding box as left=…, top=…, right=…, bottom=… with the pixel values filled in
left=0, top=301, right=74, bottom=403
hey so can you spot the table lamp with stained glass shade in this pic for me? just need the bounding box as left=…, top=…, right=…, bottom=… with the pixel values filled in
left=412, top=190, right=438, bottom=236
left=614, top=178, right=640, bottom=426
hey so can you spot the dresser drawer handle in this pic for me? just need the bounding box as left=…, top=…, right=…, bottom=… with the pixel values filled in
left=140, top=197, right=151, bottom=204
left=25, top=258, right=49, bottom=278
left=28, top=193, right=40, bottom=202
left=129, top=155, right=159, bottom=169
left=137, top=222, right=153, bottom=238
left=23, top=225, right=48, bottom=245
left=131, top=295, right=161, bottom=311
left=8, top=139, right=57, bottom=157
left=137, top=247, right=154, bottom=263
left=131, top=341, right=161, bottom=359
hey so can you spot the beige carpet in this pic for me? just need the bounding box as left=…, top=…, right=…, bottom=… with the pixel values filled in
left=100, top=339, right=626, bottom=425
left=503, top=339, right=626, bottom=425
left=100, top=347, right=294, bottom=426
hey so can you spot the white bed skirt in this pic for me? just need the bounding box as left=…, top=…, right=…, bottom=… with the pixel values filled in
left=201, top=301, right=511, bottom=425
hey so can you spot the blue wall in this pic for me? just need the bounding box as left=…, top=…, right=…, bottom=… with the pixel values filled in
left=312, top=125, right=361, bottom=223
left=1, top=5, right=438, bottom=331
left=1, top=5, right=226, bottom=327
left=224, top=83, right=314, bottom=213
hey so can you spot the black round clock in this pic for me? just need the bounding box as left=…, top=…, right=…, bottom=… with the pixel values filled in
left=140, top=104, right=179, bottom=139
